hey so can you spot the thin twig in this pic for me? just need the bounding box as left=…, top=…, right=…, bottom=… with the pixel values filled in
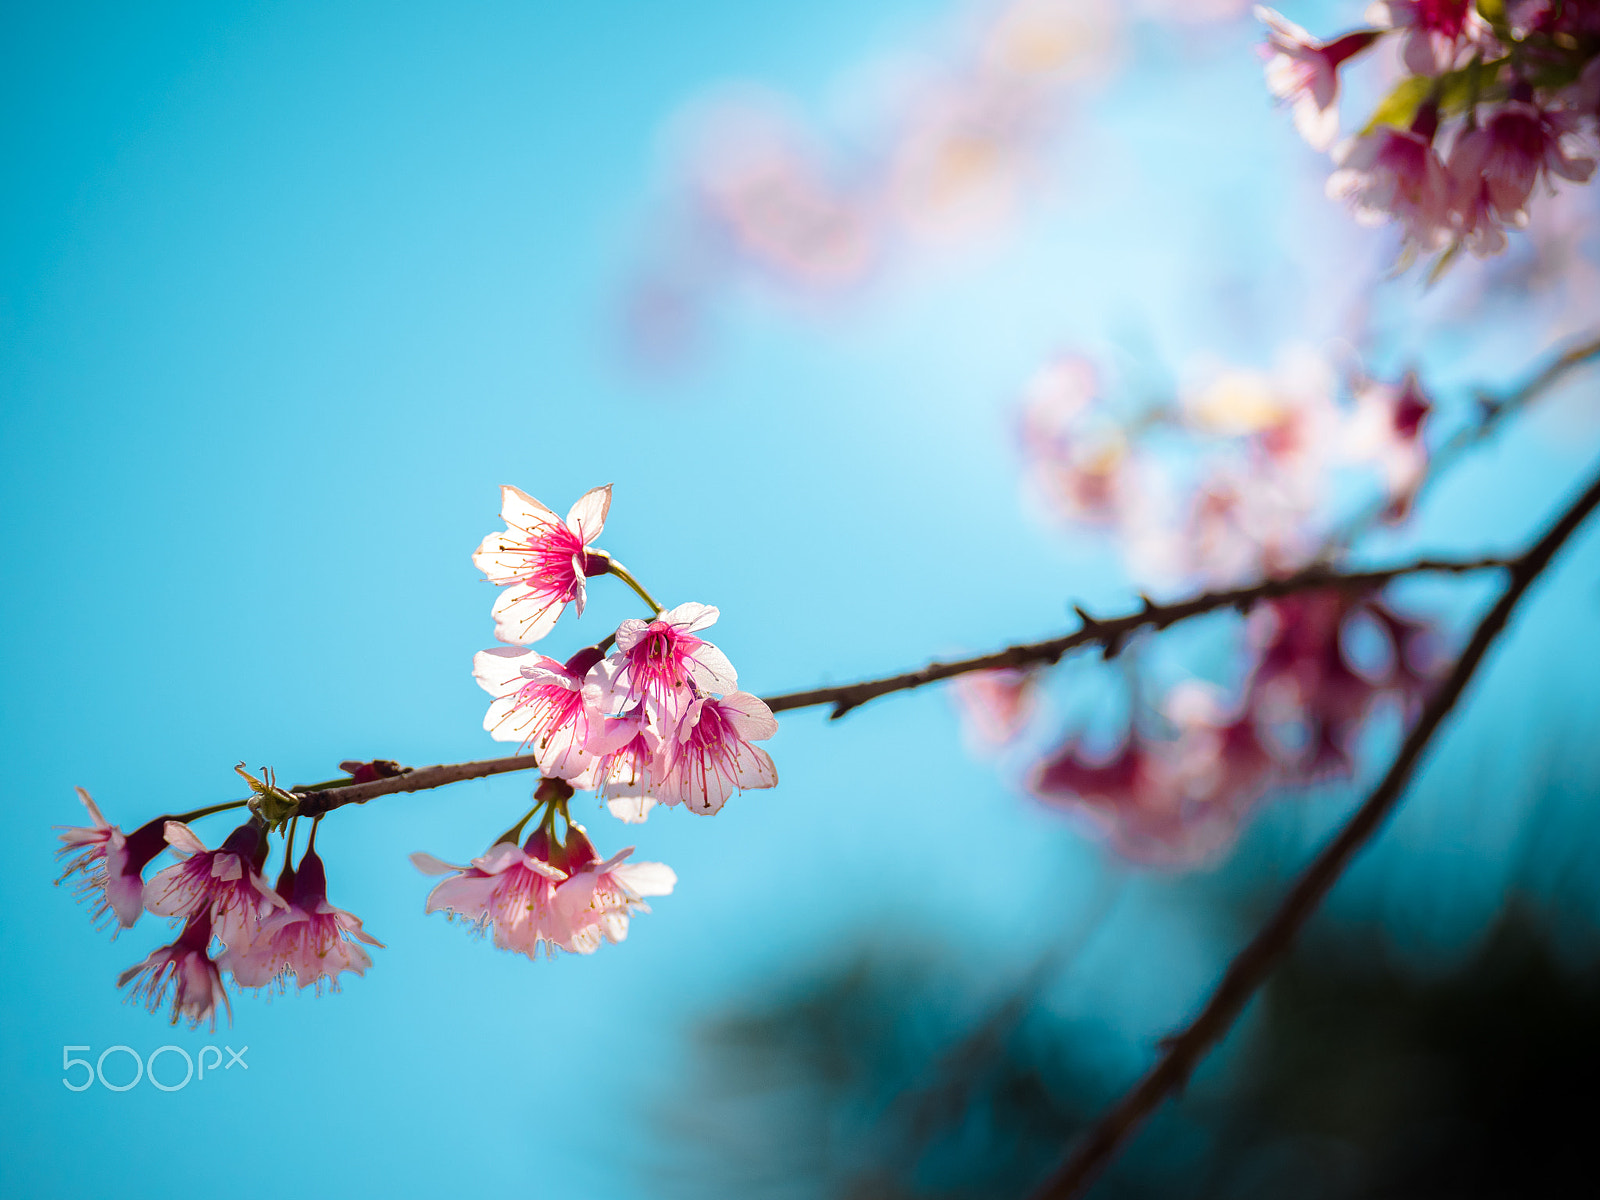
left=762, top=555, right=1511, bottom=720
left=1027, top=455, right=1600, bottom=1200
left=274, top=554, right=1510, bottom=818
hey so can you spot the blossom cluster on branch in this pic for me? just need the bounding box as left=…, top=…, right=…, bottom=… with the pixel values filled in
left=948, top=345, right=1459, bottom=864
left=55, top=485, right=779, bottom=1026
left=1259, top=1, right=1600, bottom=264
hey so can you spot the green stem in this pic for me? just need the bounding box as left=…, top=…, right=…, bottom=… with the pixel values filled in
left=169, top=799, right=249, bottom=824
left=494, top=803, right=542, bottom=846
left=606, top=560, right=664, bottom=616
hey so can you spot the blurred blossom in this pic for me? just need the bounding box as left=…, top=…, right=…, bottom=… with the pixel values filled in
left=952, top=668, right=1040, bottom=748
left=629, top=0, right=1274, bottom=367
left=1029, top=682, right=1272, bottom=867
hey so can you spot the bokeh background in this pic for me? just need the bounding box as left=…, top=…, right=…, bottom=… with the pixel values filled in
left=4, top=2, right=1599, bottom=1196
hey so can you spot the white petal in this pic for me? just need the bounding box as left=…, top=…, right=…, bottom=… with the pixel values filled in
left=564, top=484, right=613, bottom=544
left=662, top=601, right=719, bottom=633
left=491, top=585, right=564, bottom=646
left=499, top=485, right=560, bottom=534
left=613, top=861, right=676, bottom=896
left=409, top=851, right=464, bottom=876
left=163, top=821, right=207, bottom=855
left=473, top=646, right=533, bottom=693
left=718, top=692, right=779, bottom=741
left=686, top=641, right=739, bottom=694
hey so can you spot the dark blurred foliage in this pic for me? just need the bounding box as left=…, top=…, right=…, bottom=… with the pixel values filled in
left=656, top=870, right=1600, bottom=1199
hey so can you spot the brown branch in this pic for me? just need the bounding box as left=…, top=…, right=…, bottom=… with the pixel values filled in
left=264, top=554, right=1509, bottom=819
left=762, top=555, right=1512, bottom=720
left=1027, top=454, right=1600, bottom=1200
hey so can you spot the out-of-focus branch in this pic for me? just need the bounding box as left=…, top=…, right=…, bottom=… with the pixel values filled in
left=243, top=554, right=1509, bottom=819
left=763, top=555, right=1511, bottom=719
left=1027, top=455, right=1600, bottom=1200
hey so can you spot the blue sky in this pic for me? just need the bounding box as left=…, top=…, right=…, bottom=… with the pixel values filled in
left=5, top=3, right=1600, bottom=1196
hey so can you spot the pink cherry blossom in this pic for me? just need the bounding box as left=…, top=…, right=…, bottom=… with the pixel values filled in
left=473, top=484, right=613, bottom=645
left=585, top=705, right=666, bottom=824
left=1366, top=1, right=1496, bottom=75
left=1256, top=7, right=1380, bottom=151
left=1029, top=710, right=1271, bottom=868
left=117, top=911, right=231, bottom=1030
left=55, top=788, right=170, bottom=931
left=474, top=643, right=607, bottom=784
left=1448, top=100, right=1597, bottom=240
left=655, top=692, right=779, bottom=815
left=413, top=831, right=575, bottom=960
left=220, top=849, right=383, bottom=993
left=1327, top=121, right=1454, bottom=253
left=589, top=602, right=738, bottom=719
left=548, top=824, right=677, bottom=953
left=1346, top=371, right=1432, bottom=513
left=143, top=820, right=287, bottom=948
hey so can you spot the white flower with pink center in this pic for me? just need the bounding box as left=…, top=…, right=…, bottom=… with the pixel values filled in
left=473, top=643, right=606, bottom=784
left=1366, top=1, right=1496, bottom=75
left=117, top=911, right=231, bottom=1030
left=56, top=789, right=171, bottom=931
left=412, top=831, right=577, bottom=960
left=1448, top=100, right=1596, bottom=240
left=1327, top=122, right=1454, bottom=252
left=220, top=849, right=383, bottom=993
left=550, top=825, right=676, bottom=953
left=585, top=706, right=666, bottom=824
left=656, top=692, right=779, bottom=815
left=590, top=601, right=738, bottom=720
left=473, top=484, right=612, bottom=645
left=1256, top=8, right=1380, bottom=151
left=144, top=821, right=287, bottom=948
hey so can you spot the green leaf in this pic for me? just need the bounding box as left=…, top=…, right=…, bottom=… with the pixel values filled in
left=1362, top=75, right=1432, bottom=134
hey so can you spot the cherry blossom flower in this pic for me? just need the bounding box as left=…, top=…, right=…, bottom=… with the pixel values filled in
left=220, top=849, right=383, bottom=993
left=1366, top=1, right=1496, bottom=76
left=548, top=824, right=677, bottom=953
left=413, top=831, right=575, bottom=960
left=1327, top=118, right=1455, bottom=253
left=1256, top=7, right=1380, bottom=151
left=474, top=643, right=607, bottom=784
left=656, top=692, right=780, bottom=815
left=1029, top=708, right=1271, bottom=868
left=1448, top=99, right=1597, bottom=242
left=144, top=820, right=286, bottom=948
left=589, top=602, right=738, bottom=720
left=473, top=484, right=613, bottom=646
left=118, top=910, right=231, bottom=1030
left=55, top=788, right=169, bottom=930
left=1346, top=371, right=1432, bottom=513
left=586, top=705, right=665, bottom=824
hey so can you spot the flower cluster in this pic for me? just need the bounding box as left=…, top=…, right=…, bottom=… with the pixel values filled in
left=56, top=783, right=381, bottom=1029
left=470, top=484, right=779, bottom=822
left=957, top=347, right=1448, bottom=864
left=1020, top=349, right=1434, bottom=589
left=1258, top=3, right=1600, bottom=262
left=413, top=785, right=675, bottom=961
left=1002, top=589, right=1436, bottom=866
left=416, top=482, right=780, bottom=961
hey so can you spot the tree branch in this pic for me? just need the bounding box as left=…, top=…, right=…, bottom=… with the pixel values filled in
left=1026, top=455, right=1600, bottom=1200
left=272, top=554, right=1509, bottom=818
left=762, top=555, right=1512, bottom=720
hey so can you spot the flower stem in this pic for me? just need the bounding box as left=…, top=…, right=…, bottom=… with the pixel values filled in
left=169, top=799, right=249, bottom=823
left=606, top=559, right=664, bottom=615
